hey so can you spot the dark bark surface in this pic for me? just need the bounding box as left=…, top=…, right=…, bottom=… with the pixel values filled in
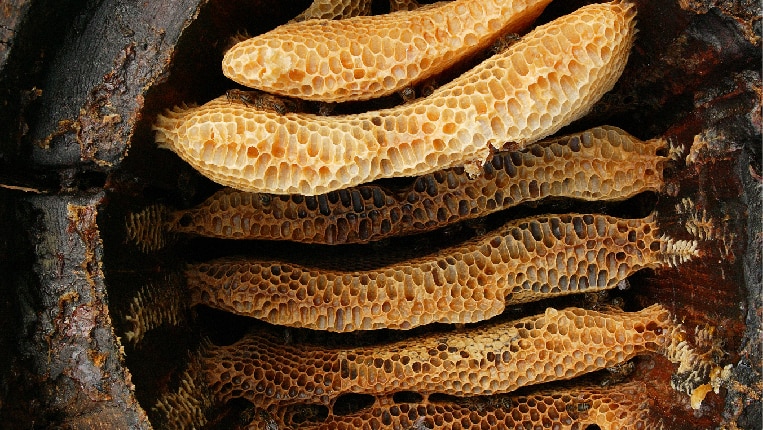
left=1, top=0, right=204, bottom=427
left=0, top=0, right=760, bottom=428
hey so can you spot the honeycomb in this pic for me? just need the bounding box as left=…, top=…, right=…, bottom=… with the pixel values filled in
left=190, top=305, right=686, bottom=410
left=154, top=2, right=637, bottom=195
left=388, top=0, right=422, bottom=12
left=153, top=353, right=213, bottom=430
left=124, top=203, right=172, bottom=253
left=121, top=273, right=188, bottom=344
left=151, top=126, right=666, bottom=246
left=290, top=0, right=423, bottom=22
left=290, top=0, right=372, bottom=22
left=222, top=0, right=553, bottom=102
left=185, top=213, right=698, bottom=332
left=263, top=382, right=660, bottom=429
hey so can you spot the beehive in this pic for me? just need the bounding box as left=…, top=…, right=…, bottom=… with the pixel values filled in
left=1, top=0, right=757, bottom=428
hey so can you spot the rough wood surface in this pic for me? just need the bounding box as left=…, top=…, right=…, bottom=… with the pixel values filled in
left=3, top=194, right=151, bottom=428
left=0, top=0, right=207, bottom=426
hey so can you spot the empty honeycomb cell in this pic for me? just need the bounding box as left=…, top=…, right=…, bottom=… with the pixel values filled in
left=156, top=2, right=638, bottom=195
left=163, top=305, right=714, bottom=415
left=225, top=0, right=553, bottom=102
left=135, top=126, right=667, bottom=250
left=184, top=213, right=699, bottom=332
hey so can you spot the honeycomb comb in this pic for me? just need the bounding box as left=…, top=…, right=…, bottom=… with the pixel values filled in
left=269, top=382, right=660, bottom=430
left=197, top=305, right=683, bottom=408
left=152, top=306, right=718, bottom=427
left=224, top=0, right=553, bottom=101
left=186, top=214, right=698, bottom=332
left=154, top=2, right=638, bottom=195
left=159, top=126, right=666, bottom=245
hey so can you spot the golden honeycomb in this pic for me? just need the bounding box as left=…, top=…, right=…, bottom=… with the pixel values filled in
left=290, top=0, right=372, bottom=22
left=128, top=126, right=666, bottom=249
left=184, top=213, right=697, bottom=332
left=263, top=382, right=659, bottom=429
left=223, top=0, right=552, bottom=102
left=154, top=2, right=637, bottom=195
left=149, top=304, right=716, bottom=429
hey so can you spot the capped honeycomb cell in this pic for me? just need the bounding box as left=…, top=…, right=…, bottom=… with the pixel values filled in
left=155, top=2, right=638, bottom=195
left=185, top=213, right=698, bottom=332
left=223, top=0, right=553, bottom=101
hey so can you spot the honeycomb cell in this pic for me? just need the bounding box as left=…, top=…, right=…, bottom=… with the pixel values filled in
left=184, top=213, right=698, bottom=332
left=155, top=2, right=638, bottom=195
